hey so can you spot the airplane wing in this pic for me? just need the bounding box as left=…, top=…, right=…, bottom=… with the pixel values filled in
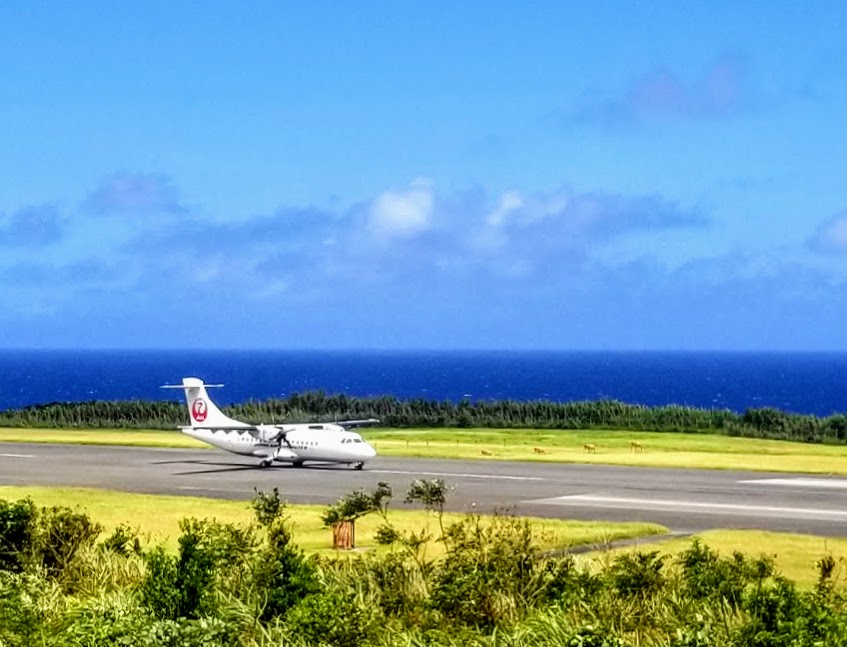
left=180, top=424, right=258, bottom=431
left=337, top=418, right=380, bottom=429
left=180, top=423, right=283, bottom=440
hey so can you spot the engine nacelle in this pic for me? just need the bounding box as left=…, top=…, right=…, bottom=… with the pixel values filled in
left=273, top=447, right=298, bottom=461
left=253, top=423, right=282, bottom=442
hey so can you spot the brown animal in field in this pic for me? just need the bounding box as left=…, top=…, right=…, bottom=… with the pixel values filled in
left=533, top=447, right=547, bottom=454
left=480, top=449, right=494, bottom=456
left=630, top=441, right=643, bottom=453
left=583, top=443, right=596, bottom=454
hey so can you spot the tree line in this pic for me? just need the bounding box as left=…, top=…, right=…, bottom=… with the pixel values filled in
left=2, top=485, right=847, bottom=646
left=2, top=391, right=847, bottom=443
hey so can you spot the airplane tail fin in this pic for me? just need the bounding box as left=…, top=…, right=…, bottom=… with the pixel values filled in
left=161, top=377, right=244, bottom=428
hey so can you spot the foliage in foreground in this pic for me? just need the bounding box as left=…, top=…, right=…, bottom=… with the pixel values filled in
left=3, top=392, right=847, bottom=444
left=2, top=485, right=847, bottom=646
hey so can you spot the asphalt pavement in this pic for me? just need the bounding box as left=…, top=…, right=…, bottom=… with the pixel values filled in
left=2, top=442, right=847, bottom=536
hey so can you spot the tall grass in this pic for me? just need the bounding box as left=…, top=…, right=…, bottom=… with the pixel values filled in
left=2, top=487, right=847, bottom=646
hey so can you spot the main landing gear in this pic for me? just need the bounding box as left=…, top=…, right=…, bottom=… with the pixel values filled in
left=353, top=462, right=364, bottom=470
left=259, top=459, right=273, bottom=468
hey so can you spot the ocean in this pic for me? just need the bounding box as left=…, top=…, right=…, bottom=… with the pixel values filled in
left=0, top=349, right=845, bottom=416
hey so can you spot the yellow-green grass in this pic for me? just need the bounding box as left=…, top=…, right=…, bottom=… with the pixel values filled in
left=0, top=427, right=206, bottom=449
left=3, top=426, right=847, bottom=474
left=592, top=529, right=847, bottom=590
left=4, top=485, right=843, bottom=590
left=368, top=429, right=847, bottom=474
left=0, top=486, right=665, bottom=558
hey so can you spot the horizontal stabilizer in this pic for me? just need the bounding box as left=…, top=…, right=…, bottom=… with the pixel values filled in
left=161, top=383, right=224, bottom=389
left=179, top=425, right=257, bottom=431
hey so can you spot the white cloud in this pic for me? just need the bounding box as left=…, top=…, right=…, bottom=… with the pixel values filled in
left=1, top=175, right=712, bottom=328
left=485, top=190, right=523, bottom=227
left=85, top=172, right=188, bottom=216
left=368, top=178, right=434, bottom=239
left=481, top=187, right=698, bottom=241
left=810, top=211, right=847, bottom=254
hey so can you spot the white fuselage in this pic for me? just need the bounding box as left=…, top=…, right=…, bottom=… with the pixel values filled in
left=181, top=422, right=377, bottom=465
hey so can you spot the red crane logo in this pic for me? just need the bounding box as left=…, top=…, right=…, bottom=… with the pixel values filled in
left=192, top=399, right=208, bottom=423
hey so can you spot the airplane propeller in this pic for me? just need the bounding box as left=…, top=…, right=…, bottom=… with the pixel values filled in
left=277, top=428, right=293, bottom=450
left=249, top=424, right=285, bottom=446
left=256, top=423, right=295, bottom=450
left=249, top=423, right=295, bottom=467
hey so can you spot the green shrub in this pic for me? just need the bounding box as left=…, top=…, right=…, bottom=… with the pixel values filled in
left=540, top=554, right=604, bottom=604
left=353, top=551, right=425, bottom=620
left=428, top=513, right=538, bottom=629
left=140, top=546, right=182, bottom=619
left=609, top=550, right=667, bottom=599
left=100, top=523, right=142, bottom=556
left=0, top=570, right=65, bottom=647
left=285, top=587, right=373, bottom=647
left=36, top=505, right=102, bottom=579
left=251, top=487, right=286, bottom=528
left=140, top=518, right=251, bottom=620
left=0, top=497, right=38, bottom=573
left=565, top=624, right=631, bottom=647
left=253, top=520, right=319, bottom=621
left=676, top=540, right=753, bottom=608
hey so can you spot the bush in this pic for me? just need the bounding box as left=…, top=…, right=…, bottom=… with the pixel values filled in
left=141, top=518, right=252, bottom=620
left=285, top=587, right=373, bottom=647
left=0, top=570, right=65, bottom=647
left=100, top=523, right=142, bottom=556
left=541, top=554, right=604, bottom=604
left=428, top=513, right=538, bottom=629
left=609, top=550, right=667, bottom=598
left=0, top=498, right=38, bottom=573
left=677, top=540, right=753, bottom=608
left=140, top=546, right=182, bottom=620
left=37, top=505, right=102, bottom=579
left=253, top=520, right=319, bottom=620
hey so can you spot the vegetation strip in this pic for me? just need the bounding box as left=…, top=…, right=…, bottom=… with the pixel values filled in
left=2, top=483, right=847, bottom=645
left=0, top=485, right=666, bottom=556
left=2, top=392, right=846, bottom=443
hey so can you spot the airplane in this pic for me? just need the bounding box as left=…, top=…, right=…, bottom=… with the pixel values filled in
left=162, top=377, right=378, bottom=469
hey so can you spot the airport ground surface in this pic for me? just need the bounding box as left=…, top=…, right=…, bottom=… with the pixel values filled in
left=4, top=442, right=847, bottom=537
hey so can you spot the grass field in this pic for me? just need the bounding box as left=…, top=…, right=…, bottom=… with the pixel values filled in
left=0, top=485, right=666, bottom=557
left=3, top=426, right=847, bottom=474
left=1, top=485, right=841, bottom=590
left=368, top=428, right=847, bottom=473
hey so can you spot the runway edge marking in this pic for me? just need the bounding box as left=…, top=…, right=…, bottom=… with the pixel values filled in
left=738, top=477, right=847, bottom=489
left=370, top=469, right=545, bottom=481
left=529, top=494, right=847, bottom=520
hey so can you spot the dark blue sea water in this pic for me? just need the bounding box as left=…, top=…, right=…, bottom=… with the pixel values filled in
left=0, top=350, right=845, bottom=416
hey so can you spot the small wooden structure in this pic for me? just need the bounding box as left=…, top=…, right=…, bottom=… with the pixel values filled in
left=332, top=520, right=355, bottom=549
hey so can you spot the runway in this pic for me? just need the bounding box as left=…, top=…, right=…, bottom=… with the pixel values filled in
left=3, top=442, right=847, bottom=537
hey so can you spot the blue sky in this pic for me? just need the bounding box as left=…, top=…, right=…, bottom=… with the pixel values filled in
left=2, top=1, right=846, bottom=350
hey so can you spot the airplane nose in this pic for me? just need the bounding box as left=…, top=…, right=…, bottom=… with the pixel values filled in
left=361, top=443, right=377, bottom=459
